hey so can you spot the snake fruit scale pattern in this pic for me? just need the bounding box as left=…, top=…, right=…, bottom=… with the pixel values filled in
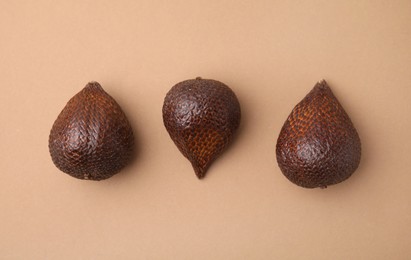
left=163, top=77, right=241, bottom=179
left=49, top=82, right=134, bottom=180
left=276, top=80, right=361, bottom=188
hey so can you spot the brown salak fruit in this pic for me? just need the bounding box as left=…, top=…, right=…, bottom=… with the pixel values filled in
left=49, top=82, right=134, bottom=180
left=276, top=80, right=361, bottom=188
left=162, top=77, right=241, bottom=179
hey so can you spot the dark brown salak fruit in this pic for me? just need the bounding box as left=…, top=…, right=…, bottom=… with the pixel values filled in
left=162, top=77, right=241, bottom=179
left=49, top=82, right=134, bottom=180
left=276, top=80, right=361, bottom=188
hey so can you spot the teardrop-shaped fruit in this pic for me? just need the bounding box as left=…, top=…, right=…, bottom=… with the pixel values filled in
left=162, top=77, right=241, bottom=179
left=276, top=80, right=361, bottom=188
left=49, top=82, right=134, bottom=180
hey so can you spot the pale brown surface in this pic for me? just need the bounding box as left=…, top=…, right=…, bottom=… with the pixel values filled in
left=1, top=1, right=411, bottom=259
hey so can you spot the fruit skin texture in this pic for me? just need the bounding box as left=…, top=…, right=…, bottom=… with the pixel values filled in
left=49, top=82, right=134, bottom=180
left=276, top=80, right=361, bottom=188
left=162, top=77, right=241, bottom=179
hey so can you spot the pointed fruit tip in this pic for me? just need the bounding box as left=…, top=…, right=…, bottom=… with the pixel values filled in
left=193, top=165, right=208, bottom=179
left=313, top=79, right=331, bottom=92
left=318, top=79, right=327, bottom=84
left=85, top=81, right=102, bottom=89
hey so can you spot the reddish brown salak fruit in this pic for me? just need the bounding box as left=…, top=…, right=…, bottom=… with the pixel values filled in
left=162, top=77, right=241, bottom=179
left=276, top=80, right=361, bottom=188
left=49, top=82, right=134, bottom=180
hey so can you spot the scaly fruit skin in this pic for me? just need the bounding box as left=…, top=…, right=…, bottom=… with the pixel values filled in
left=162, top=77, right=241, bottom=179
left=49, top=82, right=134, bottom=180
left=276, top=80, right=361, bottom=188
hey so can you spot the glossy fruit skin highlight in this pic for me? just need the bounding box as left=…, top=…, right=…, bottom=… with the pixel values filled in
left=49, top=82, right=134, bottom=180
left=162, top=77, right=241, bottom=179
left=276, top=80, right=361, bottom=188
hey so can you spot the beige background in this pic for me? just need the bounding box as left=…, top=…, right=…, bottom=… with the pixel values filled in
left=1, top=0, right=411, bottom=259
